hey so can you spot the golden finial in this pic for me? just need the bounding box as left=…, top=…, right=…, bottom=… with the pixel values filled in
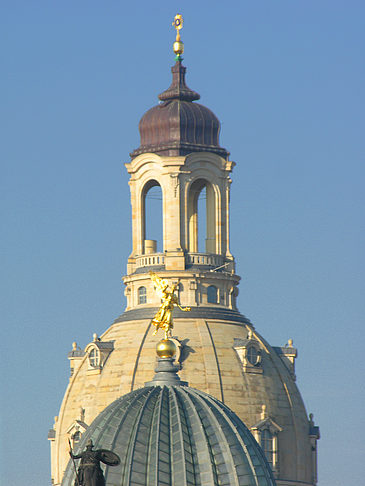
left=156, top=339, right=177, bottom=359
left=172, top=14, right=184, bottom=58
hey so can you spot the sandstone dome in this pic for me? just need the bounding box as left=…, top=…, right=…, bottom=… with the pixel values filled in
left=52, top=313, right=314, bottom=485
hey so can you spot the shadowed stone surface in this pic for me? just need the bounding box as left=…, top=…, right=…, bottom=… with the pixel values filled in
left=114, top=306, right=252, bottom=325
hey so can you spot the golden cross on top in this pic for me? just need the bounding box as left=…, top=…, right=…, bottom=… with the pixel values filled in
left=172, top=14, right=183, bottom=41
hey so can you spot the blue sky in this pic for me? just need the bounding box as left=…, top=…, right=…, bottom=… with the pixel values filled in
left=2, top=1, right=364, bottom=485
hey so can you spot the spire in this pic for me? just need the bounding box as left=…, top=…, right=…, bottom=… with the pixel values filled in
left=131, top=13, right=228, bottom=158
left=158, top=14, right=200, bottom=102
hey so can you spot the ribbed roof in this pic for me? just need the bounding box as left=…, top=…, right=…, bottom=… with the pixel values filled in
left=130, top=61, right=229, bottom=158
left=62, top=358, right=276, bottom=486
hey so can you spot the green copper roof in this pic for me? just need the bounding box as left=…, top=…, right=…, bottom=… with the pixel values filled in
left=62, top=374, right=276, bottom=486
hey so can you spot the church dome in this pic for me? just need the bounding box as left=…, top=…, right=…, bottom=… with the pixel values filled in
left=53, top=316, right=316, bottom=485
left=51, top=19, right=319, bottom=486
left=130, top=61, right=229, bottom=158
left=61, top=357, right=276, bottom=486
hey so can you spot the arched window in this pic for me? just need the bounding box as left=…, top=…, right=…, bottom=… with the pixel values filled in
left=86, top=341, right=114, bottom=374
left=188, top=179, right=216, bottom=253
left=142, top=181, right=163, bottom=253
left=197, top=186, right=207, bottom=252
left=261, top=429, right=275, bottom=467
left=250, top=410, right=282, bottom=473
left=207, top=285, right=218, bottom=304
left=138, top=286, right=147, bottom=304
left=88, top=348, right=100, bottom=368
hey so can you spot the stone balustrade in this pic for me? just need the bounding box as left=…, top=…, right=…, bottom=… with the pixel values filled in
left=135, top=252, right=227, bottom=270
left=186, top=252, right=224, bottom=268
left=135, top=253, right=165, bottom=268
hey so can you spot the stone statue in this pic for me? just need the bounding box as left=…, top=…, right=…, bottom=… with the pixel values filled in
left=69, top=439, right=120, bottom=486
left=149, top=272, right=191, bottom=339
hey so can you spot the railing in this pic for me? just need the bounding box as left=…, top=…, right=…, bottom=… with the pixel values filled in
left=135, top=252, right=227, bottom=270
left=185, top=253, right=224, bottom=268
left=135, top=253, right=165, bottom=268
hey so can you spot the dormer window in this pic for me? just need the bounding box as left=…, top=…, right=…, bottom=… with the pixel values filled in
left=138, top=286, right=147, bottom=304
left=72, top=430, right=81, bottom=446
left=251, top=405, right=283, bottom=476
left=233, top=332, right=263, bottom=374
left=88, top=348, right=100, bottom=368
left=85, top=335, right=114, bottom=375
left=67, top=410, right=88, bottom=451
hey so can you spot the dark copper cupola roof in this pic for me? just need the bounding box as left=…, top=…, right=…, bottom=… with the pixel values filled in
left=131, top=60, right=229, bottom=158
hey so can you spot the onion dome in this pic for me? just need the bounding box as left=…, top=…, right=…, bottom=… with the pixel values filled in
left=62, top=352, right=276, bottom=486
left=131, top=60, right=229, bottom=158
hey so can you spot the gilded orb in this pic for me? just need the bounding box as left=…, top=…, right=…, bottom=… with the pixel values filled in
left=156, top=339, right=177, bottom=358
left=173, top=40, right=184, bottom=56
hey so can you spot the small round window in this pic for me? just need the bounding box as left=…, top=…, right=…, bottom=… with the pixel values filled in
left=246, top=345, right=260, bottom=366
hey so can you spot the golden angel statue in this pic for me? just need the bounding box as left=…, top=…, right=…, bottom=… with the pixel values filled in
left=149, top=272, right=191, bottom=339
